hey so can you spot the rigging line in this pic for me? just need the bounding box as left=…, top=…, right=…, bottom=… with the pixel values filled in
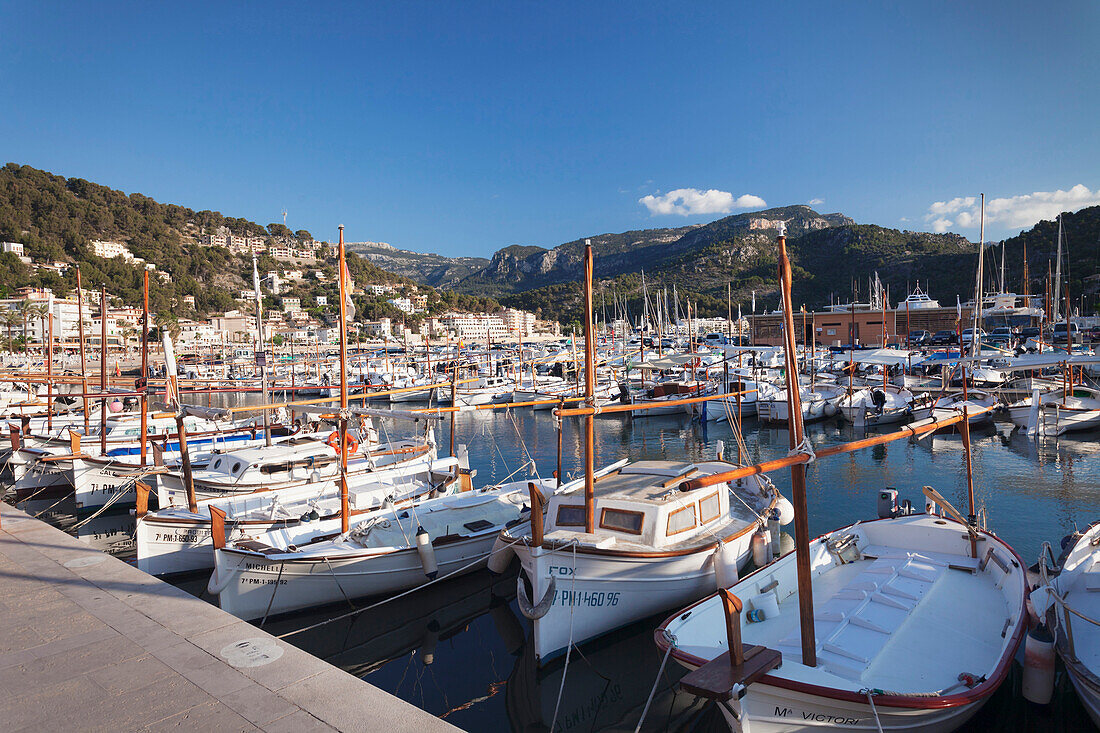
left=507, top=408, right=540, bottom=479
left=549, top=542, right=578, bottom=733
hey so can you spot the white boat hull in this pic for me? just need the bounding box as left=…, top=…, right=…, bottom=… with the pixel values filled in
left=516, top=536, right=754, bottom=663
left=212, top=523, right=528, bottom=620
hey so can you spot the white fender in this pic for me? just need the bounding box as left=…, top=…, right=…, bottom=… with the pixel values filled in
left=486, top=534, right=515, bottom=574
left=752, top=529, right=772, bottom=568
left=206, top=563, right=235, bottom=596
left=416, top=526, right=438, bottom=580
left=517, top=571, right=555, bottom=620
left=1026, top=388, right=1041, bottom=437
left=1022, top=625, right=1055, bottom=704
left=775, top=494, right=795, bottom=526
left=712, top=541, right=739, bottom=590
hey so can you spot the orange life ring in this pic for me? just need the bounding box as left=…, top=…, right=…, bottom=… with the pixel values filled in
left=326, top=431, right=359, bottom=454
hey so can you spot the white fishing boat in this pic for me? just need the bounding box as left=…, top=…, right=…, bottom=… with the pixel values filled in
left=657, top=511, right=1027, bottom=733
left=208, top=479, right=551, bottom=620
left=1008, top=385, right=1100, bottom=437
left=1034, top=521, right=1100, bottom=727
left=136, top=454, right=464, bottom=576
left=836, top=385, right=920, bottom=427
left=503, top=240, right=794, bottom=664
left=757, top=383, right=844, bottom=424
left=156, top=428, right=435, bottom=505
left=505, top=457, right=790, bottom=663
left=454, top=375, right=514, bottom=406
left=895, top=285, right=941, bottom=311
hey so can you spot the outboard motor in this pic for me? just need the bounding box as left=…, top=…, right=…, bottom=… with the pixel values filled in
left=877, top=488, right=899, bottom=519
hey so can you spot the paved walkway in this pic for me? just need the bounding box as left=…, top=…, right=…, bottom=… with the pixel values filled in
left=0, top=502, right=460, bottom=733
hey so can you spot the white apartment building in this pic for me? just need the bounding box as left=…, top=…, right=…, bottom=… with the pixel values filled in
left=282, top=297, right=301, bottom=313
left=92, top=240, right=134, bottom=260
left=315, top=295, right=327, bottom=306
left=502, top=308, right=537, bottom=337
left=2, top=241, right=24, bottom=257
left=388, top=297, right=416, bottom=314
left=440, top=312, right=510, bottom=340
left=365, top=284, right=394, bottom=296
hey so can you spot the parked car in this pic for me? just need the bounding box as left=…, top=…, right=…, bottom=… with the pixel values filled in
left=988, top=326, right=1015, bottom=346
left=960, top=328, right=987, bottom=346
left=930, top=330, right=956, bottom=346
left=907, top=330, right=932, bottom=346
left=1052, top=322, right=1081, bottom=343
left=703, top=333, right=728, bottom=347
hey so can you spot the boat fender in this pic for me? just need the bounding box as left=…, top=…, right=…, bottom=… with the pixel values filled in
left=774, top=494, right=795, bottom=526
left=486, top=534, right=515, bottom=575
left=206, top=564, right=235, bottom=596
left=415, top=526, right=438, bottom=580
left=823, top=402, right=838, bottom=417
left=752, top=529, right=773, bottom=568
left=768, top=509, right=781, bottom=555
left=1022, top=624, right=1055, bottom=705
left=712, top=541, right=739, bottom=590
left=516, top=571, right=555, bottom=620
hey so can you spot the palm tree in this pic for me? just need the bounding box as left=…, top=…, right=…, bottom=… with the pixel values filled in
left=1, top=310, right=20, bottom=353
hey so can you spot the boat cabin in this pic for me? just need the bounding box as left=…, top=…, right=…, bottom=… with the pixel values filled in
left=542, top=461, right=756, bottom=551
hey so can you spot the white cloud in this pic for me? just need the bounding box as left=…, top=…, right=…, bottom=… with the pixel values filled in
left=899, top=217, right=910, bottom=223
left=807, top=198, right=824, bottom=206
left=924, top=185, right=1100, bottom=233
left=639, top=188, right=766, bottom=216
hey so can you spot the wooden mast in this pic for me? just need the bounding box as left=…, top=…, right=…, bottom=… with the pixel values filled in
left=46, top=310, right=53, bottom=433
left=777, top=224, right=816, bottom=667
left=140, top=271, right=149, bottom=466
left=583, top=239, right=596, bottom=533
left=338, top=225, right=351, bottom=534
left=76, top=268, right=89, bottom=435
left=100, top=287, right=108, bottom=454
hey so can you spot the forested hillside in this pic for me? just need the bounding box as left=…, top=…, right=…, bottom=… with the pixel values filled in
left=0, top=163, right=450, bottom=322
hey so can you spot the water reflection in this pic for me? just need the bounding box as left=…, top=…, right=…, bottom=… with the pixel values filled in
left=12, top=402, right=1100, bottom=731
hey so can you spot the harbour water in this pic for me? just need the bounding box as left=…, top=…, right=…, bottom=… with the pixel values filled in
left=16, top=405, right=1100, bottom=731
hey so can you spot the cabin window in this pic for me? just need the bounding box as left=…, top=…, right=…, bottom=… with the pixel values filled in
left=599, top=508, right=644, bottom=535
left=698, top=492, right=721, bottom=524
left=667, top=505, right=697, bottom=536
left=231, top=461, right=243, bottom=474
left=556, top=504, right=586, bottom=527
left=212, top=458, right=222, bottom=470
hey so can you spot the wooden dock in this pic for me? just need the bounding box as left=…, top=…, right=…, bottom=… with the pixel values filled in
left=0, top=502, right=459, bottom=733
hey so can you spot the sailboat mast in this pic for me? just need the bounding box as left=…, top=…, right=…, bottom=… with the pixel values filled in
left=970, top=194, right=985, bottom=358
left=1053, top=215, right=1063, bottom=322
left=777, top=224, right=816, bottom=667
left=582, top=239, right=596, bottom=534
left=337, top=225, right=350, bottom=534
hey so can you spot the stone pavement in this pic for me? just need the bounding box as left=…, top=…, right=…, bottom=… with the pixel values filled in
left=0, top=502, right=460, bottom=732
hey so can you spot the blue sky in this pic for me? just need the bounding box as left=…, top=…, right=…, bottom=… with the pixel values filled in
left=2, top=2, right=1098, bottom=256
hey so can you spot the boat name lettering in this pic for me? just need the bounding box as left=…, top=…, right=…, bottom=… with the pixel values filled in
left=241, top=576, right=287, bottom=585
left=773, top=707, right=860, bottom=725
left=549, top=565, right=574, bottom=577
left=555, top=590, right=619, bottom=608
left=154, top=530, right=210, bottom=543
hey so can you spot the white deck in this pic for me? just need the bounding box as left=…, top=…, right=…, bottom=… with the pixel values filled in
left=667, top=515, right=1021, bottom=695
